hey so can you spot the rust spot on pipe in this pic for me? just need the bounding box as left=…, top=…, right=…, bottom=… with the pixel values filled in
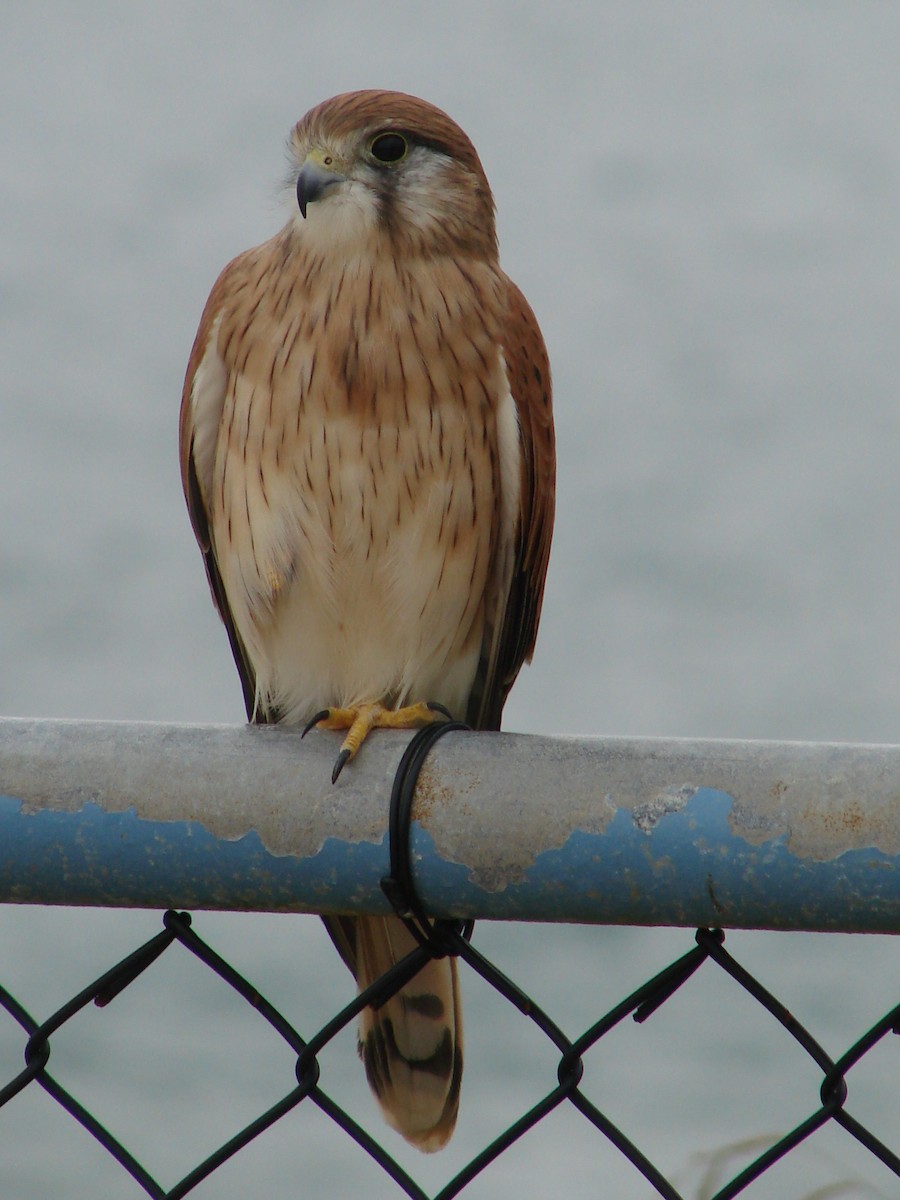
left=413, top=763, right=457, bottom=824
left=706, top=874, right=724, bottom=914
left=803, top=799, right=866, bottom=838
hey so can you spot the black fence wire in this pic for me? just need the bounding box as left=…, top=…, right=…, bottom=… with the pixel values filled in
left=1, top=910, right=899, bottom=1200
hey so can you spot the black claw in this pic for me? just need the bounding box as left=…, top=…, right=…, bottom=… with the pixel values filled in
left=427, top=702, right=453, bottom=722
left=302, top=709, right=330, bottom=738
left=331, top=748, right=351, bottom=785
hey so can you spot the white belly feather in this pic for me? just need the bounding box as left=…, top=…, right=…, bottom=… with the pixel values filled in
left=209, top=356, right=518, bottom=725
left=257, top=415, right=489, bottom=722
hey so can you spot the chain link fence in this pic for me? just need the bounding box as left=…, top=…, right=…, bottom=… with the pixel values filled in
left=1, top=907, right=899, bottom=1199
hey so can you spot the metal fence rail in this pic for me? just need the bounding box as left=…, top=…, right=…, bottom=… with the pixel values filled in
left=1, top=719, right=900, bottom=1197
left=2, top=718, right=900, bottom=930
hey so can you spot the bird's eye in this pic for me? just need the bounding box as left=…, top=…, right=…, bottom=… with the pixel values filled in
left=369, top=133, right=408, bottom=164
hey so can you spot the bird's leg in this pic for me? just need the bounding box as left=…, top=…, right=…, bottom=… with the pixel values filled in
left=303, top=701, right=452, bottom=783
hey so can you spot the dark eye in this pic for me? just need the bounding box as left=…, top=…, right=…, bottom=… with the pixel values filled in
left=370, top=132, right=408, bottom=164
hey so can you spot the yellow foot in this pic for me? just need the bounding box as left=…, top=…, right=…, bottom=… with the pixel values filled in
left=302, top=701, right=452, bottom=783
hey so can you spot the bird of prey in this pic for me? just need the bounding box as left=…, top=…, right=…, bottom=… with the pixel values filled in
left=179, top=89, right=555, bottom=1151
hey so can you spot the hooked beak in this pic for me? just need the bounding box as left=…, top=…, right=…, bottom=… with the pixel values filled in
left=296, top=154, right=347, bottom=218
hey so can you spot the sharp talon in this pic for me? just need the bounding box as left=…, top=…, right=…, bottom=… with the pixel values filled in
left=332, top=748, right=352, bottom=784
left=302, top=710, right=330, bottom=738
left=307, top=701, right=445, bottom=783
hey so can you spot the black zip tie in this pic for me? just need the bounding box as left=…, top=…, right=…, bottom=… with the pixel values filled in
left=380, top=718, right=474, bottom=953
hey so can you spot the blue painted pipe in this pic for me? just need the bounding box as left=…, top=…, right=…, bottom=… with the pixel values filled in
left=1, top=719, right=899, bottom=932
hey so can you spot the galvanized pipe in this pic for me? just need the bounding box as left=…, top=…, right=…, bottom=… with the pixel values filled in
left=1, top=718, right=899, bottom=932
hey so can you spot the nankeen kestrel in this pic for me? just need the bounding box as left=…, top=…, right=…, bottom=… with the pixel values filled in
left=180, top=90, right=555, bottom=1151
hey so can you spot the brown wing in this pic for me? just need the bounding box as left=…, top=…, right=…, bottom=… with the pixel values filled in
left=179, top=257, right=261, bottom=722
left=466, top=277, right=556, bottom=731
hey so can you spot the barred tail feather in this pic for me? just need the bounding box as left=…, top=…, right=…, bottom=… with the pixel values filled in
left=334, top=913, right=462, bottom=1152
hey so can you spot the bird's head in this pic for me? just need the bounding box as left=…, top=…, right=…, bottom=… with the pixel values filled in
left=288, top=90, right=498, bottom=260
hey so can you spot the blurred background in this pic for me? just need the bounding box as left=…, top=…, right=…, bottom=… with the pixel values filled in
left=1, top=4, right=899, bottom=1197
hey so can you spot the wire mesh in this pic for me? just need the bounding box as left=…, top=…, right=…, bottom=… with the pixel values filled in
left=1, top=909, right=898, bottom=1199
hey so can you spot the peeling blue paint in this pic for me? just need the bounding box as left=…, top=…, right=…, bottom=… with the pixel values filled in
left=3, top=785, right=900, bottom=930
left=413, top=788, right=900, bottom=931
left=0, top=795, right=393, bottom=914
